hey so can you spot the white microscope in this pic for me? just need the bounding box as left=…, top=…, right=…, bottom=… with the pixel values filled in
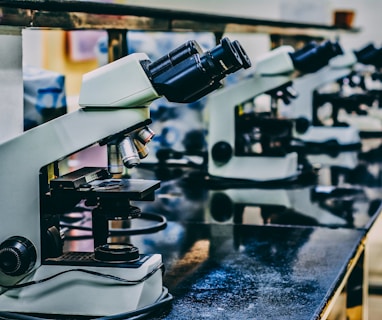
left=288, top=43, right=382, bottom=148
left=335, top=44, right=382, bottom=134
left=206, top=40, right=342, bottom=182
left=0, top=37, right=250, bottom=318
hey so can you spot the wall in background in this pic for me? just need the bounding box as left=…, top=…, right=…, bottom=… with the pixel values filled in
left=20, top=1, right=382, bottom=104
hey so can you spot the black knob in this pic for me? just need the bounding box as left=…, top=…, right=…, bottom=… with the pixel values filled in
left=211, top=141, right=233, bottom=164
left=295, top=117, right=310, bottom=134
left=94, top=243, right=140, bottom=263
left=0, top=236, right=37, bottom=276
left=210, top=192, right=233, bottom=222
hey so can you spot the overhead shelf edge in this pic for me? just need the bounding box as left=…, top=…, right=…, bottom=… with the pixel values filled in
left=0, top=1, right=360, bottom=36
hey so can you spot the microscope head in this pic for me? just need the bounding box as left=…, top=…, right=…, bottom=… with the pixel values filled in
left=329, top=43, right=382, bottom=70
left=289, top=40, right=343, bottom=74
left=144, top=37, right=251, bottom=103
left=353, top=43, right=382, bottom=68
left=255, top=40, right=343, bottom=76
left=79, top=37, right=251, bottom=108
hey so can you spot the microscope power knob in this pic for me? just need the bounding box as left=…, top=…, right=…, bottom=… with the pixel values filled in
left=0, top=236, right=37, bottom=276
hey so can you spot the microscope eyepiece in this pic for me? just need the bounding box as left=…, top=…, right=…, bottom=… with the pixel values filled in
left=204, top=37, right=250, bottom=76
left=354, top=43, right=377, bottom=63
left=290, top=40, right=343, bottom=74
left=232, top=40, right=252, bottom=70
left=291, top=41, right=318, bottom=58
left=354, top=43, right=382, bottom=67
left=144, top=37, right=251, bottom=103
left=148, top=40, right=203, bottom=78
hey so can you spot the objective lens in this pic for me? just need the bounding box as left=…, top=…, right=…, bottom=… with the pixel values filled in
left=118, top=136, right=140, bottom=168
left=135, top=126, right=155, bottom=144
left=133, top=139, right=149, bottom=159
left=107, top=143, right=124, bottom=174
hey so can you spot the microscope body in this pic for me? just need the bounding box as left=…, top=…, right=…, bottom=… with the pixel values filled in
left=207, top=46, right=299, bottom=182
left=0, top=38, right=251, bottom=317
left=207, top=73, right=298, bottom=181
left=206, top=41, right=344, bottom=182
left=289, top=52, right=362, bottom=146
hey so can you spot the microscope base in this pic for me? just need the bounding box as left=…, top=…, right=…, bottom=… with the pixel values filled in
left=209, top=152, right=299, bottom=182
left=296, top=126, right=360, bottom=147
left=0, top=253, right=163, bottom=317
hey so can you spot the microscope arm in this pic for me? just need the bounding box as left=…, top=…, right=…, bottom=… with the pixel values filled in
left=207, top=73, right=295, bottom=148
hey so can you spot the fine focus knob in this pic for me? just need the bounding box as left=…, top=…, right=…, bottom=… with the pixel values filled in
left=0, top=236, right=37, bottom=276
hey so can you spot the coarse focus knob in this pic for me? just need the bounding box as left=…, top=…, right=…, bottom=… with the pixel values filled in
left=211, top=141, right=233, bottom=164
left=295, top=117, right=310, bottom=134
left=0, top=236, right=37, bottom=276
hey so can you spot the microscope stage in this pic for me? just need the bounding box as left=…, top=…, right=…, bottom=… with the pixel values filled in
left=50, top=167, right=160, bottom=201
left=85, top=178, right=160, bottom=200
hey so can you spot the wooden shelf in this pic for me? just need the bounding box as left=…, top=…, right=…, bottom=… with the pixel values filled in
left=0, top=0, right=360, bottom=37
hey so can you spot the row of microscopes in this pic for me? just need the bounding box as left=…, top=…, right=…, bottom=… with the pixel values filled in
left=0, top=35, right=381, bottom=319
left=202, top=40, right=382, bottom=235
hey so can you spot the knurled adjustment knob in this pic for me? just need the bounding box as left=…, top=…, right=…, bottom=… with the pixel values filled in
left=295, top=117, right=310, bottom=134
left=0, top=236, right=37, bottom=276
left=211, top=141, right=233, bottom=164
left=94, top=243, right=140, bottom=263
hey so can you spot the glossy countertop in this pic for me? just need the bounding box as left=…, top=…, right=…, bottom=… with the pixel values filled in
left=125, top=141, right=381, bottom=318
left=135, top=224, right=364, bottom=319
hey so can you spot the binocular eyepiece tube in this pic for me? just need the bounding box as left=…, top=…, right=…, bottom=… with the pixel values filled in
left=143, top=37, right=252, bottom=103
left=354, top=43, right=382, bottom=67
left=290, top=40, right=343, bottom=74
